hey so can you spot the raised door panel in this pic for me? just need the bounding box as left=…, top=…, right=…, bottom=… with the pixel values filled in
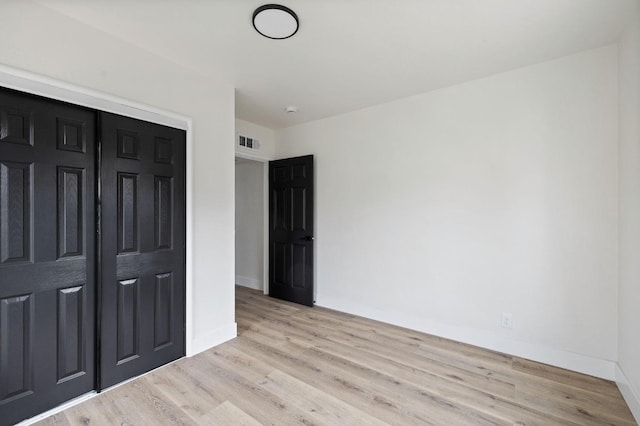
left=0, top=162, right=32, bottom=264
left=57, top=167, right=83, bottom=259
left=292, top=244, right=307, bottom=289
left=0, top=107, right=33, bottom=146
left=56, top=118, right=85, bottom=153
left=0, top=294, right=34, bottom=404
left=154, top=137, right=172, bottom=165
left=117, top=130, right=139, bottom=160
left=56, top=286, right=85, bottom=383
left=118, top=173, right=138, bottom=254
left=272, top=164, right=288, bottom=183
left=272, top=242, right=288, bottom=288
left=117, top=278, right=140, bottom=364
left=154, top=177, right=172, bottom=250
left=291, top=187, right=307, bottom=232
left=271, top=187, right=289, bottom=232
left=153, top=272, right=173, bottom=350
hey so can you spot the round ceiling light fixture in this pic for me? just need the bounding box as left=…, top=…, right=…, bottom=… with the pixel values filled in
left=252, top=4, right=299, bottom=40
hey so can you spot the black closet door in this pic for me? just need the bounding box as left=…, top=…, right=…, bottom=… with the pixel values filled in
left=0, top=88, right=96, bottom=425
left=99, top=112, right=185, bottom=389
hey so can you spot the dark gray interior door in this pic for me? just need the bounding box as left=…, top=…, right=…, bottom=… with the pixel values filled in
left=0, top=88, right=96, bottom=425
left=269, top=155, right=314, bottom=306
left=99, top=112, right=186, bottom=390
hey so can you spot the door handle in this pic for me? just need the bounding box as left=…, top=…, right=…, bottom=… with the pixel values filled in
left=303, top=235, right=315, bottom=241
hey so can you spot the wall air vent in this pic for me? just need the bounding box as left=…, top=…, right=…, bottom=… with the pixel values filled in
left=238, top=134, right=261, bottom=150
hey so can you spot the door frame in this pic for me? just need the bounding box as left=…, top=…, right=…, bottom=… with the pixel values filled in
left=0, top=64, right=196, bottom=356
left=235, top=151, right=270, bottom=295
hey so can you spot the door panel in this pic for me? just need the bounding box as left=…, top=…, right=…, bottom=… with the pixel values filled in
left=117, top=172, right=139, bottom=253
left=269, top=155, right=314, bottom=306
left=0, top=161, right=31, bottom=263
left=57, top=167, right=84, bottom=258
left=100, top=112, right=185, bottom=390
left=155, top=176, right=173, bottom=249
left=0, top=293, right=33, bottom=402
left=116, top=278, right=140, bottom=364
left=0, top=88, right=96, bottom=425
left=56, top=285, right=86, bottom=383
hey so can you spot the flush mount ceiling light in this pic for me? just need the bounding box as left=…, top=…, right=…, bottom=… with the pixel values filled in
left=252, top=4, right=299, bottom=40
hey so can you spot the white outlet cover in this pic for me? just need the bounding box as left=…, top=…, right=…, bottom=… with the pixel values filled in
left=501, top=312, right=513, bottom=329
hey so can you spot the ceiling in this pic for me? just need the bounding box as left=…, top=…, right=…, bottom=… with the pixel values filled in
left=37, top=0, right=637, bottom=129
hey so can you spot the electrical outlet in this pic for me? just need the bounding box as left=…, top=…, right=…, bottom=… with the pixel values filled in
left=501, top=312, right=513, bottom=329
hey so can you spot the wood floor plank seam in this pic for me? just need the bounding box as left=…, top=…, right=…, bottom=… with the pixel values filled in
left=36, top=285, right=637, bottom=426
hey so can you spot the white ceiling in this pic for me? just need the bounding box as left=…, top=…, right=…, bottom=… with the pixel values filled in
left=37, top=0, right=637, bottom=129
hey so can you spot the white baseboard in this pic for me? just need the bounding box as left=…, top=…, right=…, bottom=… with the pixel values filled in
left=616, top=364, right=640, bottom=423
left=189, top=322, right=237, bottom=356
left=316, top=296, right=616, bottom=380
left=236, top=275, right=262, bottom=290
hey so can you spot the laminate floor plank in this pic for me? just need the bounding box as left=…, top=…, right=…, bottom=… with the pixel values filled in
left=142, top=361, right=227, bottom=423
left=235, top=336, right=464, bottom=424
left=203, top=344, right=277, bottom=383
left=513, top=386, right=635, bottom=426
left=240, top=298, right=518, bottom=399
left=169, top=351, right=291, bottom=425
left=297, top=343, right=574, bottom=426
left=231, top=322, right=570, bottom=426
left=511, top=371, right=636, bottom=425
left=201, top=401, right=263, bottom=426
left=231, top=334, right=441, bottom=425
left=239, top=303, right=517, bottom=402
left=35, top=285, right=637, bottom=426
left=512, top=357, right=623, bottom=398
left=295, top=347, right=513, bottom=426
left=259, top=369, right=389, bottom=426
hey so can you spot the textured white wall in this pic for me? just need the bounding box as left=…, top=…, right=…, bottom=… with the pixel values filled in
left=618, top=4, right=640, bottom=420
left=235, top=159, right=264, bottom=289
left=0, top=1, right=236, bottom=353
left=276, top=46, right=620, bottom=378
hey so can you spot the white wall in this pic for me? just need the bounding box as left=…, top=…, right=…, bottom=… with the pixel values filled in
left=0, top=1, right=237, bottom=354
left=235, top=159, right=264, bottom=290
left=236, top=118, right=276, bottom=161
left=618, top=4, right=640, bottom=421
left=276, top=45, right=620, bottom=379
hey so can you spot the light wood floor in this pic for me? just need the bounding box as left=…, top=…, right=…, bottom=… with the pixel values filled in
left=37, top=285, right=636, bottom=425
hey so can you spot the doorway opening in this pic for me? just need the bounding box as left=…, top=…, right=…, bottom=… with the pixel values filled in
left=235, top=156, right=268, bottom=294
